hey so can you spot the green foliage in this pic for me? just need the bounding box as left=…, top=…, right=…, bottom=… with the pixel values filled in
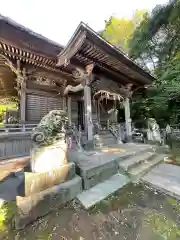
left=0, top=102, right=17, bottom=122
left=128, top=0, right=180, bottom=71
left=128, top=0, right=180, bottom=124
left=101, top=10, right=147, bottom=53
left=0, top=201, right=17, bottom=233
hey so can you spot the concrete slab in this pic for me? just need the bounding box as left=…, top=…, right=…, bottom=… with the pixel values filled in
left=77, top=173, right=130, bottom=209
left=142, top=163, right=180, bottom=200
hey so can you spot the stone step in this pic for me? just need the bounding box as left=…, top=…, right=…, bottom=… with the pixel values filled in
left=141, top=163, right=180, bottom=200
left=99, top=130, right=111, bottom=135
left=102, top=139, right=117, bottom=146
left=77, top=173, right=130, bottom=209
left=117, top=145, right=155, bottom=162
left=99, top=133, right=115, bottom=138
left=128, top=154, right=167, bottom=182
left=74, top=150, right=127, bottom=190
left=73, top=143, right=158, bottom=190
left=119, top=151, right=156, bottom=172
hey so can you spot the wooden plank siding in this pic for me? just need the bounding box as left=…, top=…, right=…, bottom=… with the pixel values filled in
left=0, top=132, right=31, bottom=161
left=26, top=91, right=63, bottom=122
left=71, top=99, right=78, bottom=125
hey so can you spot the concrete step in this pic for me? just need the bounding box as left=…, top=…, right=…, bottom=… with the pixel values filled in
left=73, top=143, right=159, bottom=190
left=117, top=145, right=155, bottom=163
left=141, top=163, right=180, bottom=200
left=128, top=154, right=167, bottom=182
left=77, top=173, right=130, bottom=209
left=119, top=151, right=156, bottom=172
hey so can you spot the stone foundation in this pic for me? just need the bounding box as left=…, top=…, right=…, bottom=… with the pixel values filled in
left=15, top=176, right=82, bottom=229
left=17, top=162, right=75, bottom=197
left=74, top=152, right=121, bottom=190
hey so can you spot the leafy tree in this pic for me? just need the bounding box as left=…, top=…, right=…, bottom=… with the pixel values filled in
left=101, top=10, right=147, bottom=53
left=129, top=0, right=180, bottom=72
left=129, top=0, right=180, bottom=125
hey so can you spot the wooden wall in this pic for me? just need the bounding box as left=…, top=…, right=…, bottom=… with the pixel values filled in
left=25, top=82, right=64, bottom=123
left=26, top=92, right=63, bottom=122
left=0, top=132, right=31, bottom=161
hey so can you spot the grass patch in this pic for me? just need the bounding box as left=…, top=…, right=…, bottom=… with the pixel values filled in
left=0, top=201, right=17, bottom=235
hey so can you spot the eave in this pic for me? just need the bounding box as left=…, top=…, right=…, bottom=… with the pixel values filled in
left=57, top=22, right=156, bottom=86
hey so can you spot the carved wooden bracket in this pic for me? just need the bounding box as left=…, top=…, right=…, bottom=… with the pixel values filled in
left=118, top=83, right=134, bottom=98
left=4, top=57, right=26, bottom=95
left=35, top=76, right=56, bottom=86
left=63, top=63, right=94, bottom=95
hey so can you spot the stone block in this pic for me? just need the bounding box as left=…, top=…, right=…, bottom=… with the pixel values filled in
left=30, top=140, right=68, bottom=172
left=15, top=175, right=82, bottom=229
left=83, top=165, right=118, bottom=190
left=77, top=174, right=130, bottom=209
left=17, top=162, right=75, bottom=197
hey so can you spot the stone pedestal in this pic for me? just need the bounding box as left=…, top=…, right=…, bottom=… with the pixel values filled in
left=17, top=162, right=75, bottom=197
left=15, top=159, right=82, bottom=229
left=15, top=176, right=82, bottom=229
left=30, top=140, right=68, bottom=173
left=15, top=140, right=83, bottom=229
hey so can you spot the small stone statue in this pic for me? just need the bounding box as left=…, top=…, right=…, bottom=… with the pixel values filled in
left=30, top=110, right=69, bottom=172
left=31, top=110, right=68, bottom=146
left=147, top=118, right=161, bottom=143
left=165, top=124, right=172, bottom=149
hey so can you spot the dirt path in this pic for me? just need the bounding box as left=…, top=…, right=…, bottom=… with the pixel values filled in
left=0, top=157, right=29, bottom=181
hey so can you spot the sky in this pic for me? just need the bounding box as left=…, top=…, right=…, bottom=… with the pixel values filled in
left=1, top=0, right=167, bottom=46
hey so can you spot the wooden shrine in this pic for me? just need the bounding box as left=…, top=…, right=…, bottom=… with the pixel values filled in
left=0, top=15, right=155, bottom=143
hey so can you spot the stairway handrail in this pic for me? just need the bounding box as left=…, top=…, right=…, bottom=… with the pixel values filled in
left=109, top=123, right=124, bottom=143
left=70, top=124, right=83, bottom=151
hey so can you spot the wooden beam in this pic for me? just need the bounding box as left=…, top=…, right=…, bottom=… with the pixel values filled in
left=84, top=81, right=93, bottom=143
left=124, top=97, right=132, bottom=141
left=67, top=97, right=72, bottom=125
left=20, top=68, right=26, bottom=123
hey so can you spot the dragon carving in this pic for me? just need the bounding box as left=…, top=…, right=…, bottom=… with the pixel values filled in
left=63, top=63, right=94, bottom=95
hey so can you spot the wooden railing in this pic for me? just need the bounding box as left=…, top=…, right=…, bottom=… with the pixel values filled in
left=0, top=132, right=31, bottom=161
left=69, top=124, right=83, bottom=151
left=0, top=123, right=37, bottom=133
left=0, top=123, right=37, bottom=161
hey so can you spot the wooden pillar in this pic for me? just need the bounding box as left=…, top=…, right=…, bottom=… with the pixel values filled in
left=96, top=100, right=100, bottom=124
left=20, top=69, right=26, bottom=123
left=124, top=97, right=132, bottom=141
left=84, top=79, right=93, bottom=145
left=62, top=96, right=66, bottom=111
left=67, top=97, right=72, bottom=125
